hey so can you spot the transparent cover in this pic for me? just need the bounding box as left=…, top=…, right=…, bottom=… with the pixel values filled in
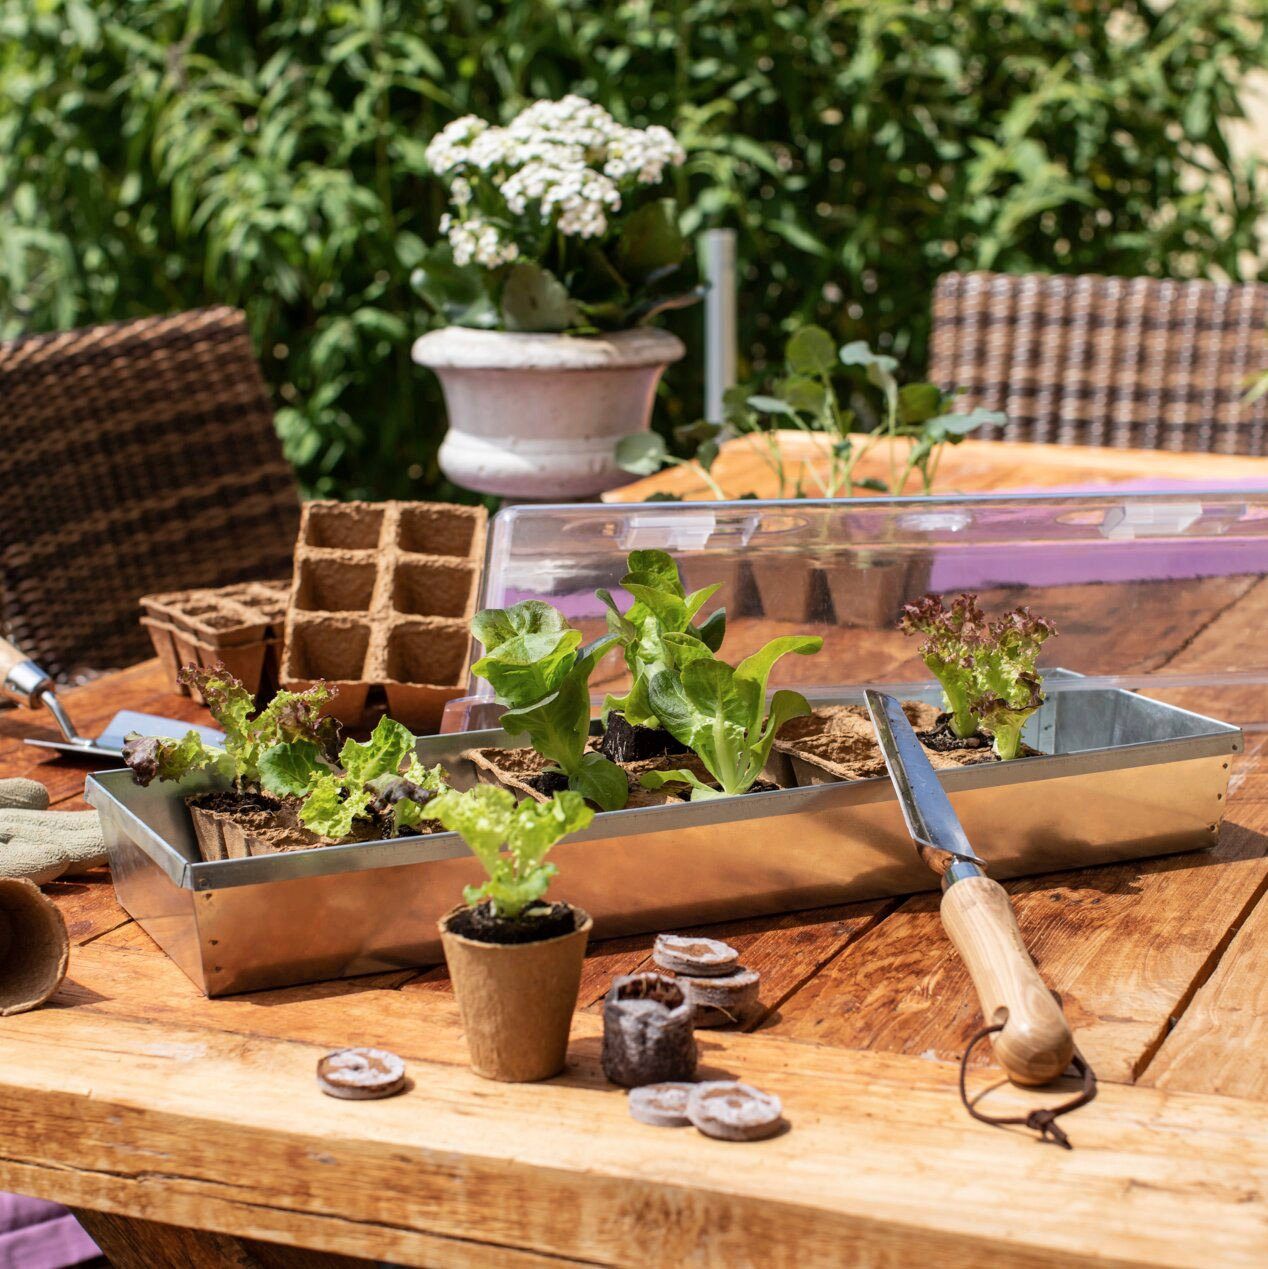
left=442, top=491, right=1268, bottom=731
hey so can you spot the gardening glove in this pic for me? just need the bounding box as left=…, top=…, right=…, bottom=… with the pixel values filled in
left=0, top=778, right=107, bottom=885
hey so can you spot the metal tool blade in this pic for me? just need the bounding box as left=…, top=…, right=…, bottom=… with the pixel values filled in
left=25, top=711, right=224, bottom=763
left=864, top=689, right=985, bottom=876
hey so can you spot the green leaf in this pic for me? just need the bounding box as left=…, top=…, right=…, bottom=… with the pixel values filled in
left=778, top=376, right=828, bottom=416
left=615, top=199, right=685, bottom=279
left=897, top=382, right=945, bottom=426
left=300, top=772, right=372, bottom=840
left=500, top=262, right=582, bottom=332
left=569, top=751, right=628, bottom=811
left=258, top=739, right=325, bottom=796
left=615, top=431, right=668, bottom=476
left=471, top=601, right=584, bottom=707
left=786, top=326, right=837, bottom=376
left=339, top=717, right=415, bottom=786
left=734, top=635, right=824, bottom=700
left=747, top=394, right=797, bottom=417
left=122, top=731, right=233, bottom=788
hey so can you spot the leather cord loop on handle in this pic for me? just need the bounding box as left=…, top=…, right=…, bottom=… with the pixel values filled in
left=959, top=1023, right=1098, bottom=1149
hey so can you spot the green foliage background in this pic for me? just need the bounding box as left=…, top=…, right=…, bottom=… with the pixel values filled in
left=3, top=0, right=1266, bottom=498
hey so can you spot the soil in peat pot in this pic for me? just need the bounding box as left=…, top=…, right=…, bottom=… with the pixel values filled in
left=447, top=900, right=578, bottom=945
left=919, top=713, right=1040, bottom=759
left=595, top=711, right=690, bottom=764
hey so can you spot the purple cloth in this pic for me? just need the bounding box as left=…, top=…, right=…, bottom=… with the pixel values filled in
left=0, top=1194, right=98, bottom=1269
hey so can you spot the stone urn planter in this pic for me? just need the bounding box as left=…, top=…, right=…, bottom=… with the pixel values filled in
left=412, top=327, right=685, bottom=500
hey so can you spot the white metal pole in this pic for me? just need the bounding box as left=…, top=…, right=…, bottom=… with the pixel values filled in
left=702, top=229, right=737, bottom=424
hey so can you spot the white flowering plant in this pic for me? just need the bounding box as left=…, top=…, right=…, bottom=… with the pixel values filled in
left=413, top=96, right=701, bottom=333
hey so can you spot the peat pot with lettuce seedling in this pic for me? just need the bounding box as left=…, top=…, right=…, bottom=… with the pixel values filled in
left=411, top=96, right=699, bottom=500
left=431, top=785, right=595, bottom=1082
left=122, top=667, right=445, bottom=859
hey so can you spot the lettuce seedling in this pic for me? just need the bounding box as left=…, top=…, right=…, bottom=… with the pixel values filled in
left=900, top=594, right=1056, bottom=759
left=123, top=668, right=341, bottom=793
left=968, top=607, right=1056, bottom=760
left=898, top=594, right=987, bottom=740
left=424, top=785, right=594, bottom=919
left=471, top=599, right=627, bottom=811
left=596, top=548, right=726, bottom=730
left=295, top=717, right=446, bottom=840
left=639, top=635, right=823, bottom=800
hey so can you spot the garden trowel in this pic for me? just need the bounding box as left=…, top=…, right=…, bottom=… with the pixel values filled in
left=1, top=636, right=222, bottom=762
left=864, top=688, right=1075, bottom=1087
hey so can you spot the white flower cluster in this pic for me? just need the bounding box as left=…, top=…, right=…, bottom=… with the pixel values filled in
left=438, top=213, right=519, bottom=269
left=426, top=95, right=684, bottom=264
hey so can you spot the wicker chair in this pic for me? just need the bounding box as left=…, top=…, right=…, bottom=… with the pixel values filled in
left=0, top=307, right=300, bottom=679
left=928, top=271, right=1268, bottom=454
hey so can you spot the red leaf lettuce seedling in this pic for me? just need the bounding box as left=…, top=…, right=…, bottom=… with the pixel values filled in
left=900, top=594, right=1057, bottom=760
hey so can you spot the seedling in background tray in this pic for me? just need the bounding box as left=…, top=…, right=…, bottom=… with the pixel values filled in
left=596, top=547, right=727, bottom=733
left=639, top=634, right=823, bottom=800
left=899, top=594, right=1057, bottom=760
left=470, top=600, right=628, bottom=811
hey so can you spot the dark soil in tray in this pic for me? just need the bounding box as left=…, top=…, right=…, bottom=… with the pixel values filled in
left=596, top=711, right=690, bottom=764
left=188, top=789, right=286, bottom=818
left=526, top=769, right=570, bottom=797
left=447, top=900, right=578, bottom=945
left=919, top=713, right=1040, bottom=759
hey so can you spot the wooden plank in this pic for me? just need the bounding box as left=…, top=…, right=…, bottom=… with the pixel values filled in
left=0, top=1006, right=1265, bottom=1267
left=44, top=874, right=132, bottom=946
left=764, top=815, right=1268, bottom=1082
left=1143, top=888, right=1268, bottom=1099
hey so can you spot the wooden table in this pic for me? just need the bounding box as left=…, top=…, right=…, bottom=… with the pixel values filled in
left=3, top=442, right=1268, bottom=1266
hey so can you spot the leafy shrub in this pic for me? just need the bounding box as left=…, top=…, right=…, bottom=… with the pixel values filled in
left=3, top=1, right=1265, bottom=498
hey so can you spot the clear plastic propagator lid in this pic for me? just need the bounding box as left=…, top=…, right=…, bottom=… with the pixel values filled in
left=442, top=490, right=1268, bottom=732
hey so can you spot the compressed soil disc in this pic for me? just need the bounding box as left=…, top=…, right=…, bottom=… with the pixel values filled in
left=687, top=1081, right=784, bottom=1142
left=677, top=967, right=761, bottom=1028
left=629, top=1082, right=696, bottom=1127
left=653, top=934, right=740, bottom=977
left=317, top=1048, right=407, bottom=1100
left=0, top=878, right=69, bottom=1016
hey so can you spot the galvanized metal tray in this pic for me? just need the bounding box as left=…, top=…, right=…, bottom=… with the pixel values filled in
left=88, top=672, right=1241, bottom=996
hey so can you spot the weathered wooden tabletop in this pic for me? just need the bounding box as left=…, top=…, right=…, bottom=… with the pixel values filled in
left=1, top=441, right=1267, bottom=1267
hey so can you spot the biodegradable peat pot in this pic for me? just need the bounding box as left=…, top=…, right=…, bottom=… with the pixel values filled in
left=439, top=904, right=593, bottom=1082
left=0, top=878, right=70, bottom=1015
left=412, top=327, right=685, bottom=499
left=817, top=555, right=933, bottom=628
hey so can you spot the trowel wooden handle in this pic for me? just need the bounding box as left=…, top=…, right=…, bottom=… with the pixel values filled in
left=0, top=636, right=50, bottom=705
left=941, top=874, right=1074, bottom=1086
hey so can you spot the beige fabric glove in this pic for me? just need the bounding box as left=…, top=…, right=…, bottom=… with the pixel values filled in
left=0, top=778, right=107, bottom=885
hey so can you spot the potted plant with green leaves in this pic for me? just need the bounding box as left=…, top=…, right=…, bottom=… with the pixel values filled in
left=429, top=785, right=595, bottom=1082
left=411, top=96, right=699, bottom=500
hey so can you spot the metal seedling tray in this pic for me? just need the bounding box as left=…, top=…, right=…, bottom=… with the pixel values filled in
left=88, top=672, right=1241, bottom=996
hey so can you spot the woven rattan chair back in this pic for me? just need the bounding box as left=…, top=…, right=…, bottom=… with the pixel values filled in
left=0, top=307, right=300, bottom=678
left=928, top=271, right=1268, bottom=454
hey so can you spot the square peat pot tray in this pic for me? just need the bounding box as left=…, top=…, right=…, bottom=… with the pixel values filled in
left=87, top=672, right=1241, bottom=997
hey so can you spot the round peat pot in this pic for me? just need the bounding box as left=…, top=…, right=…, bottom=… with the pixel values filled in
left=0, top=877, right=69, bottom=1015
left=439, top=904, right=593, bottom=1082
left=412, top=327, right=685, bottom=500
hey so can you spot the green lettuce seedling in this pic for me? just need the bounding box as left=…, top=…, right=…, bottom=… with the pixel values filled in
left=900, top=594, right=1056, bottom=759
left=424, top=785, right=594, bottom=919
left=596, top=548, right=726, bottom=730
left=293, top=718, right=447, bottom=840
left=639, top=635, right=823, bottom=800
left=123, top=667, right=341, bottom=793
left=471, top=600, right=627, bottom=811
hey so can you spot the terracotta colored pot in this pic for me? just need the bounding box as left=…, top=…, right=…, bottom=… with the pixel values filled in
left=0, top=877, right=69, bottom=1015
left=439, top=904, right=592, bottom=1082
left=412, top=327, right=684, bottom=499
